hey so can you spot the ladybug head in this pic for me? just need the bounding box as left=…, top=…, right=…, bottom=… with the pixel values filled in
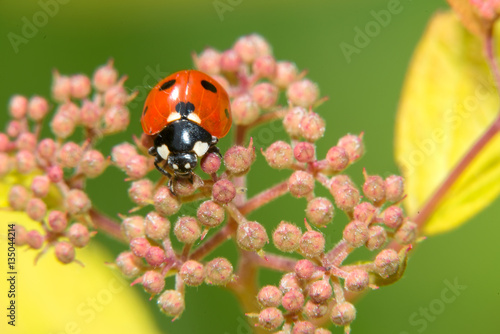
left=167, top=152, right=197, bottom=177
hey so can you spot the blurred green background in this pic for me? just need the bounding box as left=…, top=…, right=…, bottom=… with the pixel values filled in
left=1, top=0, right=499, bottom=333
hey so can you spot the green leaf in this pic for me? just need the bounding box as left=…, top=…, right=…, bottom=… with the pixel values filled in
left=395, top=11, right=500, bottom=235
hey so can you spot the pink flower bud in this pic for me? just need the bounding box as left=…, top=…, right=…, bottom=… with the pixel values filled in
left=343, top=220, right=369, bottom=248
left=252, top=55, right=276, bottom=79
left=142, top=270, right=165, bottom=295
left=338, top=134, right=364, bottom=163
left=9, top=95, right=28, bottom=119
left=294, top=142, right=315, bottom=163
left=121, top=216, right=145, bottom=241
left=303, top=300, right=328, bottom=319
left=300, top=230, right=325, bottom=258
left=93, top=60, right=118, bottom=92
left=65, top=189, right=91, bottom=215
left=31, top=175, right=50, bottom=198
left=26, top=198, right=47, bottom=221
left=157, top=290, right=185, bottom=317
left=279, top=272, right=302, bottom=293
left=8, top=185, right=31, bottom=210
left=57, top=101, right=80, bottom=123
left=283, top=106, right=306, bottom=138
left=258, top=285, right=282, bottom=307
left=345, top=269, right=369, bottom=292
left=16, top=132, right=37, bottom=152
left=154, top=186, right=181, bottom=216
left=174, top=216, right=201, bottom=244
left=104, top=83, right=128, bottom=106
left=326, top=146, right=349, bottom=171
left=287, top=79, right=319, bottom=108
left=80, top=100, right=101, bottom=128
left=145, top=246, right=167, bottom=267
left=252, top=82, right=278, bottom=109
left=394, top=220, right=417, bottom=245
left=234, top=35, right=260, bottom=63
left=264, top=141, right=293, bottom=169
left=300, top=112, right=325, bottom=142
left=70, top=74, right=91, bottom=99
left=52, top=72, right=72, bottom=102
left=197, top=200, right=225, bottom=228
left=224, top=144, right=255, bottom=175
left=272, top=221, right=302, bottom=252
left=130, top=237, right=151, bottom=258
left=116, top=251, right=142, bottom=278
left=14, top=225, right=28, bottom=246
left=112, top=142, right=137, bottom=169
left=273, top=61, right=298, bottom=88
left=47, top=165, right=64, bottom=183
left=295, top=259, right=316, bottom=280
left=145, top=211, right=170, bottom=240
left=220, top=49, right=242, bottom=72
left=128, top=179, right=153, bottom=206
left=48, top=210, right=68, bottom=233
left=374, top=249, right=399, bottom=278
left=103, top=105, right=130, bottom=134
left=231, top=95, right=260, bottom=125
left=15, top=150, right=36, bottom=174
left=353, top=202, right=377, bottom=224
left=0, top=153, right=12, bottom=176
left=180, top=260, right=205, bottom=286
left=363, top=174, right=386, bottom=204
left=385, top=175, right=404, bottom=202
left=195, top=48, right=221, bottom=75
left=383, top=206, right=404, bottom=229
left=212, top=179, right=236, bottom=204
left=67, top=223, right=90, bottom=248
left=37, top=138, right=57, bottom=161
left=258, top=307, right=284, bottom=331
left=0, top=133, right=10, bottom=152
left=57, top=142, right=82, bottom=168
left=292, top=321, right=315, bottom=334
left=26, top=230, right=44, bottom=249
left=80, top=149, right=107, bottom=178
left=330, top=302, right=356, bottom=326
left=125, top=154, right=149, bottom=179
left=365, top=225, right=387, bottom=251
left=50, top=112, right=75, bottom=138
left=28, top=96, right=50, bottom=122
left=282, top=289, right=304, bottom=312
left=236, top=221, right=268, bottom=251
left=205, top=257, right=233, bottom=285
left=55, top=241, right=75, bottom=264
left=288, top=171, right=315, bottom=198
left=200, top=152, right=221, bottom=174
left=305, top=197, right=334, bottom=228
left=332, top=184, right=360, bottom=212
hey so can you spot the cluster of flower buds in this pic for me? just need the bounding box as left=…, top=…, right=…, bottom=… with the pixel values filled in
left=2, top=33, right=416, bottom=334
left=2, top=60, right=136, bottom=264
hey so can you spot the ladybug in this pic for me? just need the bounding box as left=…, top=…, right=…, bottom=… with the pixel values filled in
left=141, top=70, right=232, bottom=189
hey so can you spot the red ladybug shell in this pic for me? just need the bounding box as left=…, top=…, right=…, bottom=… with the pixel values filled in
left=141, top=70, right=232, bottom=139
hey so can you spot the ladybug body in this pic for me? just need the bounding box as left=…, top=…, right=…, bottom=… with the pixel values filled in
left=141, top=70, right=231, bottom=186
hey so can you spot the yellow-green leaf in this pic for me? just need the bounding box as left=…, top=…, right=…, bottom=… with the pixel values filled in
left=395, top=11, right=500, bottom=235
left=0, top=180, right=163, bottom=333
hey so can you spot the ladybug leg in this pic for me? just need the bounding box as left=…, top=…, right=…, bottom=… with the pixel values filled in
left=167, top=176, right=177, bottom=195
left=153, top=155, right=172, bottom=179
left=207, top=136, right=222, bottom=158
left=148, top=146, right=157, bottom=156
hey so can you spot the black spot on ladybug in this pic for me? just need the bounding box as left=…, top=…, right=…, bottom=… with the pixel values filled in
left=201, top=80, right=217, bottom=93
left=143, top=106, right=148, bottom=115
left=175, top=101, right=196, bottom=118
left=224, top=108, right=229, bottom=119
left=159, top=79, right=176, bottom=91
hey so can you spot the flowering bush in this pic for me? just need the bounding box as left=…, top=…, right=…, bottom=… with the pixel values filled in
left=2, top=2, right=500, bottom=332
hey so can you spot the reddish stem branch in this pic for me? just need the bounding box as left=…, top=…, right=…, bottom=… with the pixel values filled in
left=89, top=208, right=125, bottom=241
left=239, top=180, right=289, bottom=215
left=190, top=219, right=237, bottom=260
left=245, top=251, right=297, bottom=272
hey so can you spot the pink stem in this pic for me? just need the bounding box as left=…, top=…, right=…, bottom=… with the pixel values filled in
left=245, top=251, right=297, bottom=272
left=89, top=208, right=125, bottom=241
left=191, top=219, right=237, bottom=260
left=238, top=180, right=289, bottom=215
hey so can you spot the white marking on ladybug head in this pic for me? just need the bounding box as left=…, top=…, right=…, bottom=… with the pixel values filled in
left=187, top=113, right=201, bottom=124
left=172, top=164, right=179, bottom=170
left=167, top=112, right=182, bottom=123
left=193, top=141, right=209, bottom=157
left=157, top=144, right=170, bottom=160
left=184, top=163, right=191, bottom=169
